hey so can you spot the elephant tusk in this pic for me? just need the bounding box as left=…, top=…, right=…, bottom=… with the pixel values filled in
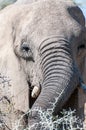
left=31, top=86, right=41, bottom=98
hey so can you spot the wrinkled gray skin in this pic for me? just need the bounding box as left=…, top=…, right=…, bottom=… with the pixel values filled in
left=0, top=0, right=86, bottom=129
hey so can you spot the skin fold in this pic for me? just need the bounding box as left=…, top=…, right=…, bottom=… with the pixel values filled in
left=0, top=0, right=86, bottom=129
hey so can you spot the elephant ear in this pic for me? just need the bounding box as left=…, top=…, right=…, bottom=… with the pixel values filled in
left=83, top=26, right=86, bottom=84
left=77, top=26, right=86, bottom=112
left=77, top=26, right=86, bottom=84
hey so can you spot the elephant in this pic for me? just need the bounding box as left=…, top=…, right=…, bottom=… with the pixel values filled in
left=0, top=0, right=86, bottom=129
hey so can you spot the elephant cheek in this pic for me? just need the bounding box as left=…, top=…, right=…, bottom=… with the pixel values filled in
left=10, top=76, right=29, bottom=112
left=0, top=52, right=29, bottom=113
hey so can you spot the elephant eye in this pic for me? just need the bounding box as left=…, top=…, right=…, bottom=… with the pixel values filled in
left=78, top=44, right=85, bottom=51
left=20, top=42, right=34, bottom=61
left=77, top=43, right=86, bottom=56
left=21, top=43, right=30, bottom=52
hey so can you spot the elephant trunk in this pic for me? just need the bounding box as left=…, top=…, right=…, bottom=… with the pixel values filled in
left=30, top=37, right=80, bottom=124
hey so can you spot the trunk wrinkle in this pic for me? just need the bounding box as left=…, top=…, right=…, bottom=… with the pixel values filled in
left=43, top=63, right=73, bottom=75
left=40, top=45, right=71, bottom=55
left=42, top=59, right=73, bottom=72
left=39, top=36, right=71, bottom=51
left=41, top=55, right=73, bottom=71
left=41, top=49, right=72, bottom=64
left=41, top=53, right=73, bottom=68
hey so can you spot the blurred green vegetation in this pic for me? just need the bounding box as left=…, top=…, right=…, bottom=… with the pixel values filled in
left=0, top=0, right=17, bottom=9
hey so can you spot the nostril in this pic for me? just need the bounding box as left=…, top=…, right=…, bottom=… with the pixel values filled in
left=21, top=42, right=30, bottom=52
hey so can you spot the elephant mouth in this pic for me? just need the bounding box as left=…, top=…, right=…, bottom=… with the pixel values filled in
left=28, top=81, right=41, bottom=108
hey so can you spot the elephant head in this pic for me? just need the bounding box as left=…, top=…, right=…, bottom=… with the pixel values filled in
left=0, top=0, right=86, bottom=129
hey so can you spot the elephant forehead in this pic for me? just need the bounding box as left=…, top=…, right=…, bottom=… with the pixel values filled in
left=15, top=0, right=83, bottom=46
left=23, top=1, right=74, bottom=32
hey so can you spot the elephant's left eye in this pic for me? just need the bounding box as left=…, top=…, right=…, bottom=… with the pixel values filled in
left=78, top=44, right=85, bottom=51
left=77, top=43, right=86, bottom=56
left=20, top=42, right=34, bottom=61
